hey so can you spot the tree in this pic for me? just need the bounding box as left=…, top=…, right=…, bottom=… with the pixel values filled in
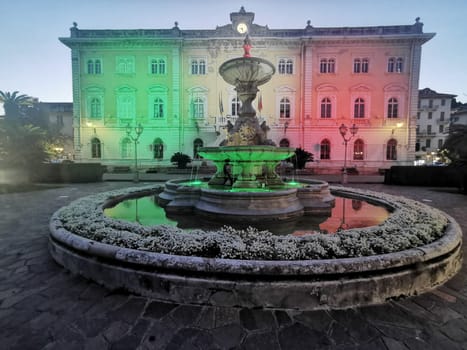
left=0, top=90, right=33, bottom=122
left=443, top=124, right=467, bottom=165
left=170, top=152, right=192, bottom=169
left=287, top=147, right=314, bottom=169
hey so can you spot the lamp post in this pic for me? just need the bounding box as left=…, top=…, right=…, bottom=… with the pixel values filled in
left=126, top=123, right=144, bottom=182
left=339, top=123, right=358, bottom=184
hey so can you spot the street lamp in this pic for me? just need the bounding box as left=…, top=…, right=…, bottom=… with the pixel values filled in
left=126, top=123, right=144, bottom=182
left=339, top=123, right=358, bottom=184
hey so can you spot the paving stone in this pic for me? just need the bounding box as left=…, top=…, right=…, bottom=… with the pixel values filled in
left=239, top=308, right=275, bottom=331
left=214, top=306, right=240, bottom=327
left=170, top=304, right=204, bottom=326
left=241, top=329, right=280, bottom=350
left=278, top=322, right=332, bottom=350
left=293, top=309, right=334, bottom=332
left=382, top=336, right=410, bottom=350
left=274, top=309, right=293, bottom=327
left=143, top=300, right=178, bottom=319
left=211, top=323, right=245, bottom=348
left=195, top=306, right=216, bottom=329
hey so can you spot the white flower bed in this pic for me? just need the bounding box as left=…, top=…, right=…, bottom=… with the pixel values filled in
left=53, top=185, right=448, bottom=260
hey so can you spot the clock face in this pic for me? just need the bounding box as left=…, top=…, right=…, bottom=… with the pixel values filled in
left=237, top=23, right=248, bottom=34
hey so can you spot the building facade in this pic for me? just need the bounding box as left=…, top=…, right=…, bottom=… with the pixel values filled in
left=60, top=7, right=434, bottom=173
left=416, top=88, right=456, bottom=164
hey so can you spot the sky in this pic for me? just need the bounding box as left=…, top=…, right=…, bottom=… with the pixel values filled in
left=1, top=0, right=467, bottom=113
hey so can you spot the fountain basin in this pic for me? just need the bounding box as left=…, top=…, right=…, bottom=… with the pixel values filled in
left=49, top=186, right=462, bottom=310
left=158, top=178, right=335, bottom=223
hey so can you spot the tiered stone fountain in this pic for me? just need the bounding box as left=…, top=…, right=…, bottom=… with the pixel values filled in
left=158, top=36, right=335, bottom=223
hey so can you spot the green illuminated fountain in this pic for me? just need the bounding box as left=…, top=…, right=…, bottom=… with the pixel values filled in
left=159, top=35, right=335, bottom=223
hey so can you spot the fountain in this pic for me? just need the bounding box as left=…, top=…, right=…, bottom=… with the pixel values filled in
left=48, top=35, right=462, bottom=311
left=158, top=36, right=335, bottom=223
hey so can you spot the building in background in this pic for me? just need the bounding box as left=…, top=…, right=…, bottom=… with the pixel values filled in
left=60, top=7, right=434, bottom=174
left=416, top=88, right=456, bottom=164
left=38, top=102, right=74, bottom=160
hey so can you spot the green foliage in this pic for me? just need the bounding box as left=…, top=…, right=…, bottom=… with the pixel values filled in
left=0, top=90, right=51, bottom=172
left=287, top=147, right=314, bottom=169
left=170, top=152, right=192, bottom=169
left=442, top=124, right=467, bottom=165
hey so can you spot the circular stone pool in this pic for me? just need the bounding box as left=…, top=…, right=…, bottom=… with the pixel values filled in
left=49, top=185, right=463, bottom=310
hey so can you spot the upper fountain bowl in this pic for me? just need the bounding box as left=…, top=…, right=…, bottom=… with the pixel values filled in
left=219, top=57, right=276, bottom=87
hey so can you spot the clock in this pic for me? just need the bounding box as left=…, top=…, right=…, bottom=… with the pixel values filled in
left=236, top=22, right=248, bottom=34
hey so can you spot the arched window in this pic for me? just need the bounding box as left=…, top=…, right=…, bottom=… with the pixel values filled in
left=121, top=137, right=132, bottom=159
left=153, top=138, right=164, bottom=160
left=320, top=139, right=331, bottom=160
left=192, top=97, right=205, bottom=118
left=153, top=97, right=164, bottom=118
left=386, top=139, right=397, bottom=160
left=353, top=139, right=364, bottom=160
left=387, top=97, right=398, bottom=118
left=320, top=97, right=332, bottom=118
left=279, top=138, right=290, bottom=147
left=354, top=98, right=365, bottom=118
left=193, top=138, right=203, bottom=159
left=90, top=98, right=101, bottom=118
left=280, top=97, right=290, bottom=118
left=91, top=138, right=101, bottom=159
left=231, top=97, right=241, bottom=116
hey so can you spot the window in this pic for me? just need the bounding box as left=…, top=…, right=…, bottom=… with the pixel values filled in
left=396, top=58, right=403, bottom=73
left=193, top=138, right=203, bottom=159
left=56, top=115, right=64, bottom=128
left=90, top=97, right=102, bottom=118
left=388, top=57, right=403, bottom=73
left=153, top=97, right=164, bottom=118
left=118, top=96, right=134, bottom=119
left=428, top=112, right=432, bottom=119
left=121, top=137, right=132, bottom=159
left=429, top=99, right=433, bottom=108
left=417, top=112, right=420, bottom=119
left=440, top=111, right=445, bottom=121
left=353, top=58, right=368, bottom=73
left=279, top=138, right=290, bottom=147
left=153, top=138, right=164, bottom=159
left=279, top=98, right=291, bottom=118
left=91, top=138, right=101, bottom=159
left=191, top=58, right=206, bottom=75
left=86, top=59, right=102, bottom=74
left=354, top=98, right=365, bottom=118
left=426, top=139, right=431, bottom=148
left=116, top=56, right=135, bottom=74
left=231, top=97, right=241, bottom=116
left=320, top=97, right=332, bottom=118
left=441, top=99, right=446, bottom=106
left=320, top=139, right=331, bottom=160
left=439, top=125, right=444, bottom=133
left=319, top=58, right=335, bottom=73
left=150, top=58, right=166, bottom=75
left=353, top=139, right=364, bottom=160
left=386, top=139, right=397, bottom=160
left=438, top=139, right=443, bottom=148
left=192, top=97, right=205, bottom=118
left=278, top=58, right=293, bottom=74
left=387, top=98, right=398, bottom=118
left=427, top=125, right=432, bottom=134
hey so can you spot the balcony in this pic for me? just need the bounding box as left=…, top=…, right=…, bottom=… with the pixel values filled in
left=418, top=105, right=439, bottom=112
left=416, top=130, right=437, bottom=137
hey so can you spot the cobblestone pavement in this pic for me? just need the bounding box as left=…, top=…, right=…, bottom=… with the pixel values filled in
left=1, top=181, right=466, bottom=350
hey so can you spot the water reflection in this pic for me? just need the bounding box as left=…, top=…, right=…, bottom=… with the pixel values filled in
left=104, top=195, right=389, bottom=235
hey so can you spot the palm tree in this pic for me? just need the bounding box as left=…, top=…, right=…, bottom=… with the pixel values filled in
left=0, top=90, right=33, bottom=122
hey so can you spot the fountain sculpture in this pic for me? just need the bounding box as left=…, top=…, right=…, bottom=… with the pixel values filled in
left=158, top=36, right=335, bottom=223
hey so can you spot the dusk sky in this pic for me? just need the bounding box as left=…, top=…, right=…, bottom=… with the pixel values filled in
left=1, top=0, right=467, bottom=112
